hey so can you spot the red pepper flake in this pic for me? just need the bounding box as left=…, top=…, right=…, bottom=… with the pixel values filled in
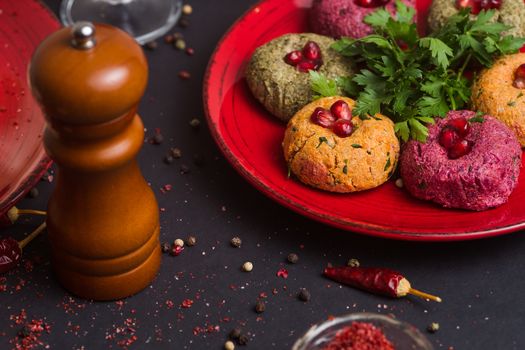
left=10, top=309, right=27, bottom=325
left=160, top=184, right=173, bottom=193
left=259, top=292, right=268, bottom=299
left=322, top=322, right=394, bottom=350
left=165, top=300, right=175, bottom=309
left=276, top=268, right=289, bottom=279
left=181, top=299, right=194, bottom=308
left=170, top=245, right=184, bottom=256
left=115, top=300, right=125, bottom=309
left=185, top=47, right=195, bottom=56
left=178, top=70, right=191, bottom=80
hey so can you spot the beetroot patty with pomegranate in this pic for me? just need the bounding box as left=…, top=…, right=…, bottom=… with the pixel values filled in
left=309, top=0, right=416, bottom=39
left=400, top=110, right=521, bottom=211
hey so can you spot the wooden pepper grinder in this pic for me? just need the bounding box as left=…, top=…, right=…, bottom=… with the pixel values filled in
left=29, top=22, right=161, bottom=300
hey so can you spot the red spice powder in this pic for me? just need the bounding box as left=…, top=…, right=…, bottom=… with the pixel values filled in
left=323, top=322, right=395, bottom=350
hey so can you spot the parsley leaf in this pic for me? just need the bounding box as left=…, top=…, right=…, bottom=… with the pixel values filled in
left=310, top=71, right=338, bottom=99
left=329, top=3, right=525, bottom=141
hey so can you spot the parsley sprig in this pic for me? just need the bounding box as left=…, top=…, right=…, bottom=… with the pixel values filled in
left=312, top=1, right=525, bottom=141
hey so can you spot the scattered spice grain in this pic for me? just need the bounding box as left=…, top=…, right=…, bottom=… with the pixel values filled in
left=224, top=340, right=235, bottom=350
left=173, top=239, right=184, bottom=248
left=298, top=288, right=311, bottom=302
left=254, top=300, right=265, bottom=313
left=189, top=118, right=201, bottom=129
left=186, top=47, right=195, bottom=56
left=180, top=164, right=190, bottom=174
left=175, top=39, right=186, bottom=50
left=287, top=253, right=299, bottom=264
left=186, top=236, right=197, bottom=246
left=179, top=17, right=190, bottom=28
left=395, top=178, right=404, bottom=188
left=182, top=4, right=193, bottom=15
left=178, top=70, right=191, bottom=80
left=229, top=328, right=242, bottom=340
left=152, top=131, right=163, bottom=145
left=163, top=34, right=175, bottom=44
left=164, top=155, right=174, bottom=164
left=27, top=188, right=39, bottom=198
left=144, top=41, right=158, bottom=50
left=238, top=334, right=249, bottom=345
left=230, top=237, right=242, bottom=248
left=242, top=261, right=253, bottom=272
left=161, top=242, right=171, bottom=253
left=427, top=322, right=440, bottom=333
left=171, top=147, right=182, bottom=159
left=347, top=258, right=360, bottom=267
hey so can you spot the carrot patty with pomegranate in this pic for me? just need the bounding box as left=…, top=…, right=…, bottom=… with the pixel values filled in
left=471, top=53, right=525, bottom=147
left=283, top=96, right=400, bottom=193
left=245, top=33, right=353, bottom=122
left=400, top=110, right=521, bottom=211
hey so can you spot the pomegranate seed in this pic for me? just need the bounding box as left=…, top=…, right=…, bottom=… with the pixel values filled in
left=439, top=127, right=460, bottom=150
left=447, top=117, right=470, bottom=137
left=456, top=0, right=501, bottom=13
left=284, top=50, right=303, bottom=66
left=513, top=77, right=525, bottom=89
left=354, top=0, right=390, bottom=8
left=448, top=139, right=472, bottom=159
left=330, top=100, right=352, bottom=120
left=332, top=119, right=354, bottom=137
left=297, top=60, right=318, bottom=72
left=302, top=41, right=321, bottom=61
left=514, top=64, right=525, bottom=88
left=311, top=107, right=336, bottom=128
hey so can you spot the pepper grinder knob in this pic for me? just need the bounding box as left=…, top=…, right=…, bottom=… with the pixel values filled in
left=71, top=21, right=96, bottom=50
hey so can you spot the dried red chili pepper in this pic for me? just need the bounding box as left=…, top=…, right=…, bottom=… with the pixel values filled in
left=0, top=222, right=46, bottom=274
left=324, top=266, right=441, bottom=302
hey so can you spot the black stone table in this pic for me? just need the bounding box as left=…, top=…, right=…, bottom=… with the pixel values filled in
left=1, top=1, right=524, bottom=349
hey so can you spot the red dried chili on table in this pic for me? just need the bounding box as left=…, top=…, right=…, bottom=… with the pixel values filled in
left=323, top=321, right=394, bottom=350
left=0, top=222, right=46, bottom=274
left=324, top=266, right=441, bottom=302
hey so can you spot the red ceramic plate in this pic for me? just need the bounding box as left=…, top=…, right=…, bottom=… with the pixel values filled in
left=0, top=0, right=58, bottom=216
left=204, top=0, right=525, bottom=241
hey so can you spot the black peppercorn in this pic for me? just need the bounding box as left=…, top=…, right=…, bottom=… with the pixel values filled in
left=238, top=334, right=249, bottom=345
left=298, top=288, right=311, bottom=302
left=161, top=242, right=171, bottom=253
left=27, top=188, right=39, bottom=198
left=287, top=253, right=299, bottom=264
left=229, top=328, right=242, bottom=340
left=164, top=155, right=174, bottom=164
left=254, top=300, right=265, bottom=313
left=152, top=133, right=163, bottom=145
left=144, top=41, right=158, bottom=50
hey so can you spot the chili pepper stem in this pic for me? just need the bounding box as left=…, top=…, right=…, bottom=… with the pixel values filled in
left=17, top=209, right=47, bottom=216
left=408, top=287, right=442, bottom=303
left=18, top=222, right=46, bottom=249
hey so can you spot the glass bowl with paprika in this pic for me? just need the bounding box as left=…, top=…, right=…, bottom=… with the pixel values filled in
left=292, top=312, right=433, bottom=350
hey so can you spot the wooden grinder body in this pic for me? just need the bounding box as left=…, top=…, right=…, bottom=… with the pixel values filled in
left=30, top=23, right=161, bottom=300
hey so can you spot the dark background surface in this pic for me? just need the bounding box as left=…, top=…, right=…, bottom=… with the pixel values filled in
left=1, top=0, right=525, bottom=349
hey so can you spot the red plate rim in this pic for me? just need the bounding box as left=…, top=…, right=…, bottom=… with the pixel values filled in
left=0, top=0, right=57, bottom=216
left=203, top=0, right=525, bottom=241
